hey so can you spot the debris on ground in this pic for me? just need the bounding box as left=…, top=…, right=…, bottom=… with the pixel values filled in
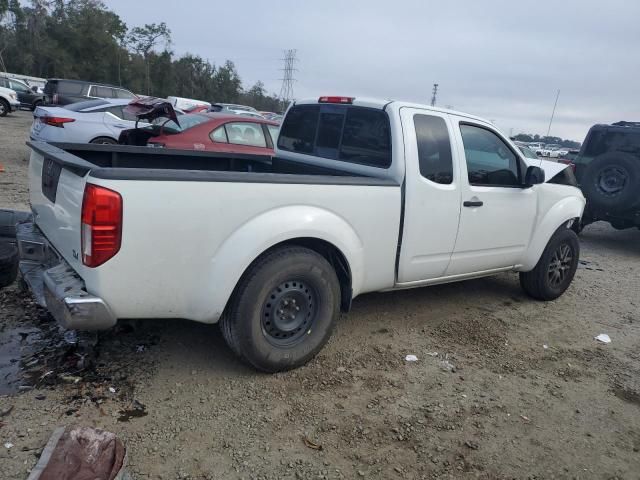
left=405, top=354, right=418, bottom=362
left=439, top=359, right=456, bottom=372
left=117, top=399, right=147, bottom=422
left=26, top=426, right=126, bottom=480
left=302, top=435, right=323, bottom=451
left=595, top=334, right=611, bottom=344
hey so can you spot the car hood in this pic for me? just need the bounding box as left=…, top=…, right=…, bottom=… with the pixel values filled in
left=124, top=97, right=179, bottom=126
left=524, top=157, right=570, bottom=183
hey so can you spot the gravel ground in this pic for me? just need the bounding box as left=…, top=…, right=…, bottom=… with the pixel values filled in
left=1, top=110, right=639, bottom=479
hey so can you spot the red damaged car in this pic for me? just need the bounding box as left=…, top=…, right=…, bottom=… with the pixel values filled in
left=119, top=98, right=279, bottom=155
left=147, top=113, right=280, bottom=155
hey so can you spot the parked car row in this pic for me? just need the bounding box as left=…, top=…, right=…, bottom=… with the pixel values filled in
left=30, top=97, right=281, bottom=157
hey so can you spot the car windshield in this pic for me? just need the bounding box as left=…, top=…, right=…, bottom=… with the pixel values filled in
left=66, top=99, right=111, bottom=111
left=150, top=113, right=209, bottom=133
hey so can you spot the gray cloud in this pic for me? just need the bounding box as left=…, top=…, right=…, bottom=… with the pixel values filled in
left=105, top=0, right=640, bottom=141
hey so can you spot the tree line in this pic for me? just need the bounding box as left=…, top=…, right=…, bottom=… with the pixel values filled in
left=512, top=133, right=581, bottom=149
left=0, top=0, right=283, bottom=111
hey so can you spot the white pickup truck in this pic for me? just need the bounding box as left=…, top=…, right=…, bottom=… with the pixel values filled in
left=17, top=96, right=585, bottom=371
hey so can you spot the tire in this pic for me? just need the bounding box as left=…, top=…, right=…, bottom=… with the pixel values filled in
left=0, top=243, right=19, bottom=289
left=90, top=137, right=118, bottom=145
left=220, top=246, right=341, bottom=372
left=520, top=227, right=580, bottom=301
left=581, top=153, right=640, bottom=213
left=0, top=99, right=9, bottom=117
left=31, top=99, right=42, bottom=111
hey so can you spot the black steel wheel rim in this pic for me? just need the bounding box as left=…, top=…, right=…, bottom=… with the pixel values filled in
left=547, top=243, right=573, bottom=287
left=596, top=166, right=628, bottom=196
left=261, top=279, right=317, bottom=346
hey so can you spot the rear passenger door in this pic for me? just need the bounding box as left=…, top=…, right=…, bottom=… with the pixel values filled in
left=397, top=108, right=462, bottom=282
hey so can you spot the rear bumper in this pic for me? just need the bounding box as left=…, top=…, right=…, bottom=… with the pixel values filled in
left=17, top=222, right=117, bottom=330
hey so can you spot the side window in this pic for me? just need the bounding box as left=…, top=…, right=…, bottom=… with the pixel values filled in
left=278, top=105, right=319, bottom=153
left=9, top=80, right=29, bottom=93
left=210, top=125, right=228, bottom=143
left=58, top=82, right=84, bottom=95
left=340, top=108, right=391, bottom=168
left=460, top=124, right=521, bottom=186
left=115, top=89, right=135, bottom=99
left=414, top=114, right=453, bottom=184
left=224, top=122, right=267, bottom=147
left=91, top=86, right=113, bottom=98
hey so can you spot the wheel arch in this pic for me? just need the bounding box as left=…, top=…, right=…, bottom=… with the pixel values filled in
left=206, top=205, right=364, bottom=322
left=520, top=194, right=585, bottom=271
left=89, top=136, right=118, bottom=144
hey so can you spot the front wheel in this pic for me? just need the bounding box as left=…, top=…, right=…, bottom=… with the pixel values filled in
left=0, top=99, right=9, bottom=117
left=520, top=227, right=580, bottom=301
left=220, top=246, right=341, bottom=372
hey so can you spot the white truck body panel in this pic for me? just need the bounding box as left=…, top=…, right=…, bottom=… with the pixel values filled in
left=24, top=96, right=585, bottom=329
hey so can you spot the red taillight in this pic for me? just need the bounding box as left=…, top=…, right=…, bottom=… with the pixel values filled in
left=558, top=159, right=576, bottom=172
left=40, top=116, right=75, bottom=128
left=81, top=184, right=122, bottom=268
left=318, top=96, right=354, bottom=104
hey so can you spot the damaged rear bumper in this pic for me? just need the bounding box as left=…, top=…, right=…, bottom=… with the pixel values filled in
left=17, top=222, right=117, bottom=330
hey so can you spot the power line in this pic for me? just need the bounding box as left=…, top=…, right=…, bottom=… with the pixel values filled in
left=430, top=83, right=438, bottom=106
left=278, top=49, right=297, bottom=112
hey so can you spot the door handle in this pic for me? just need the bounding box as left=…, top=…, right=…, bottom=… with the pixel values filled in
left=463, top=200, right=483, bottom=207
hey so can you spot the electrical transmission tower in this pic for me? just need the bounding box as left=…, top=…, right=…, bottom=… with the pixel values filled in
left=430, top=83, right=439, bottom=106
left=279, top=49, right=297, bottom=112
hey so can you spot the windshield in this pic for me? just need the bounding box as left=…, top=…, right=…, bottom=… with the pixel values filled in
left=150, top=113, right=209, bottom=133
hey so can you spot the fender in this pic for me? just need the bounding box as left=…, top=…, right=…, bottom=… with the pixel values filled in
left=204, top=205, right=364, bottom=322
left=520, top=188, right=585, bottom=271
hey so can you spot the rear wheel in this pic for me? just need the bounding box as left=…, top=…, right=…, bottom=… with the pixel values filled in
left=520, top=228, right=580, bottom=301
left=90, top=137, right=117, bottom=145
left=0, top=99, right=9, bottom=117
left=220, top=246, right=341, bottom=372
left=31, top=99, right=42, bottom=111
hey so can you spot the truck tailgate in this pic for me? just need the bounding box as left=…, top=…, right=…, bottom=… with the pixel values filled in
left=28, top=143, right=90, bottom=273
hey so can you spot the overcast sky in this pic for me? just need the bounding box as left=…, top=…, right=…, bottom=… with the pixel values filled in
left=105, top=0, right=639, bottom=141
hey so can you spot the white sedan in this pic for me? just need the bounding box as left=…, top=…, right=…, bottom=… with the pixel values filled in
left=30, top=98, right=147, bottom=144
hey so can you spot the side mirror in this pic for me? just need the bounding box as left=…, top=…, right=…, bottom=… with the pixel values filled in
left=524, top=166, right=545, bottom=187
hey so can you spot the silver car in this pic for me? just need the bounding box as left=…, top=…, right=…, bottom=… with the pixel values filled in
left=30, top=98, right=146, bottom=144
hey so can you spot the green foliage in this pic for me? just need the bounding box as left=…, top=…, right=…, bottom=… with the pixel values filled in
left=513, top=133, right=581, bottom=149
left=0, top=1, right=282, bottom=110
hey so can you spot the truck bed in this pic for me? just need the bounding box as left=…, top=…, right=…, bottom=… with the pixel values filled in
left=26, top=141, right=402, bottom=323
left=30, top=141, right=396, bottom=186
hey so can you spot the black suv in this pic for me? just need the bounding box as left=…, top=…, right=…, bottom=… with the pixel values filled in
left=574, top=121, right=640, bottom=231
left=44, top=79, right=136, bottom=106
left=0, top=76, right=45, bottom=110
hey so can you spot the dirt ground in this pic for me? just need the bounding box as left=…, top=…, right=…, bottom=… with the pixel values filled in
left=1, top=110, right=639, bottom=479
